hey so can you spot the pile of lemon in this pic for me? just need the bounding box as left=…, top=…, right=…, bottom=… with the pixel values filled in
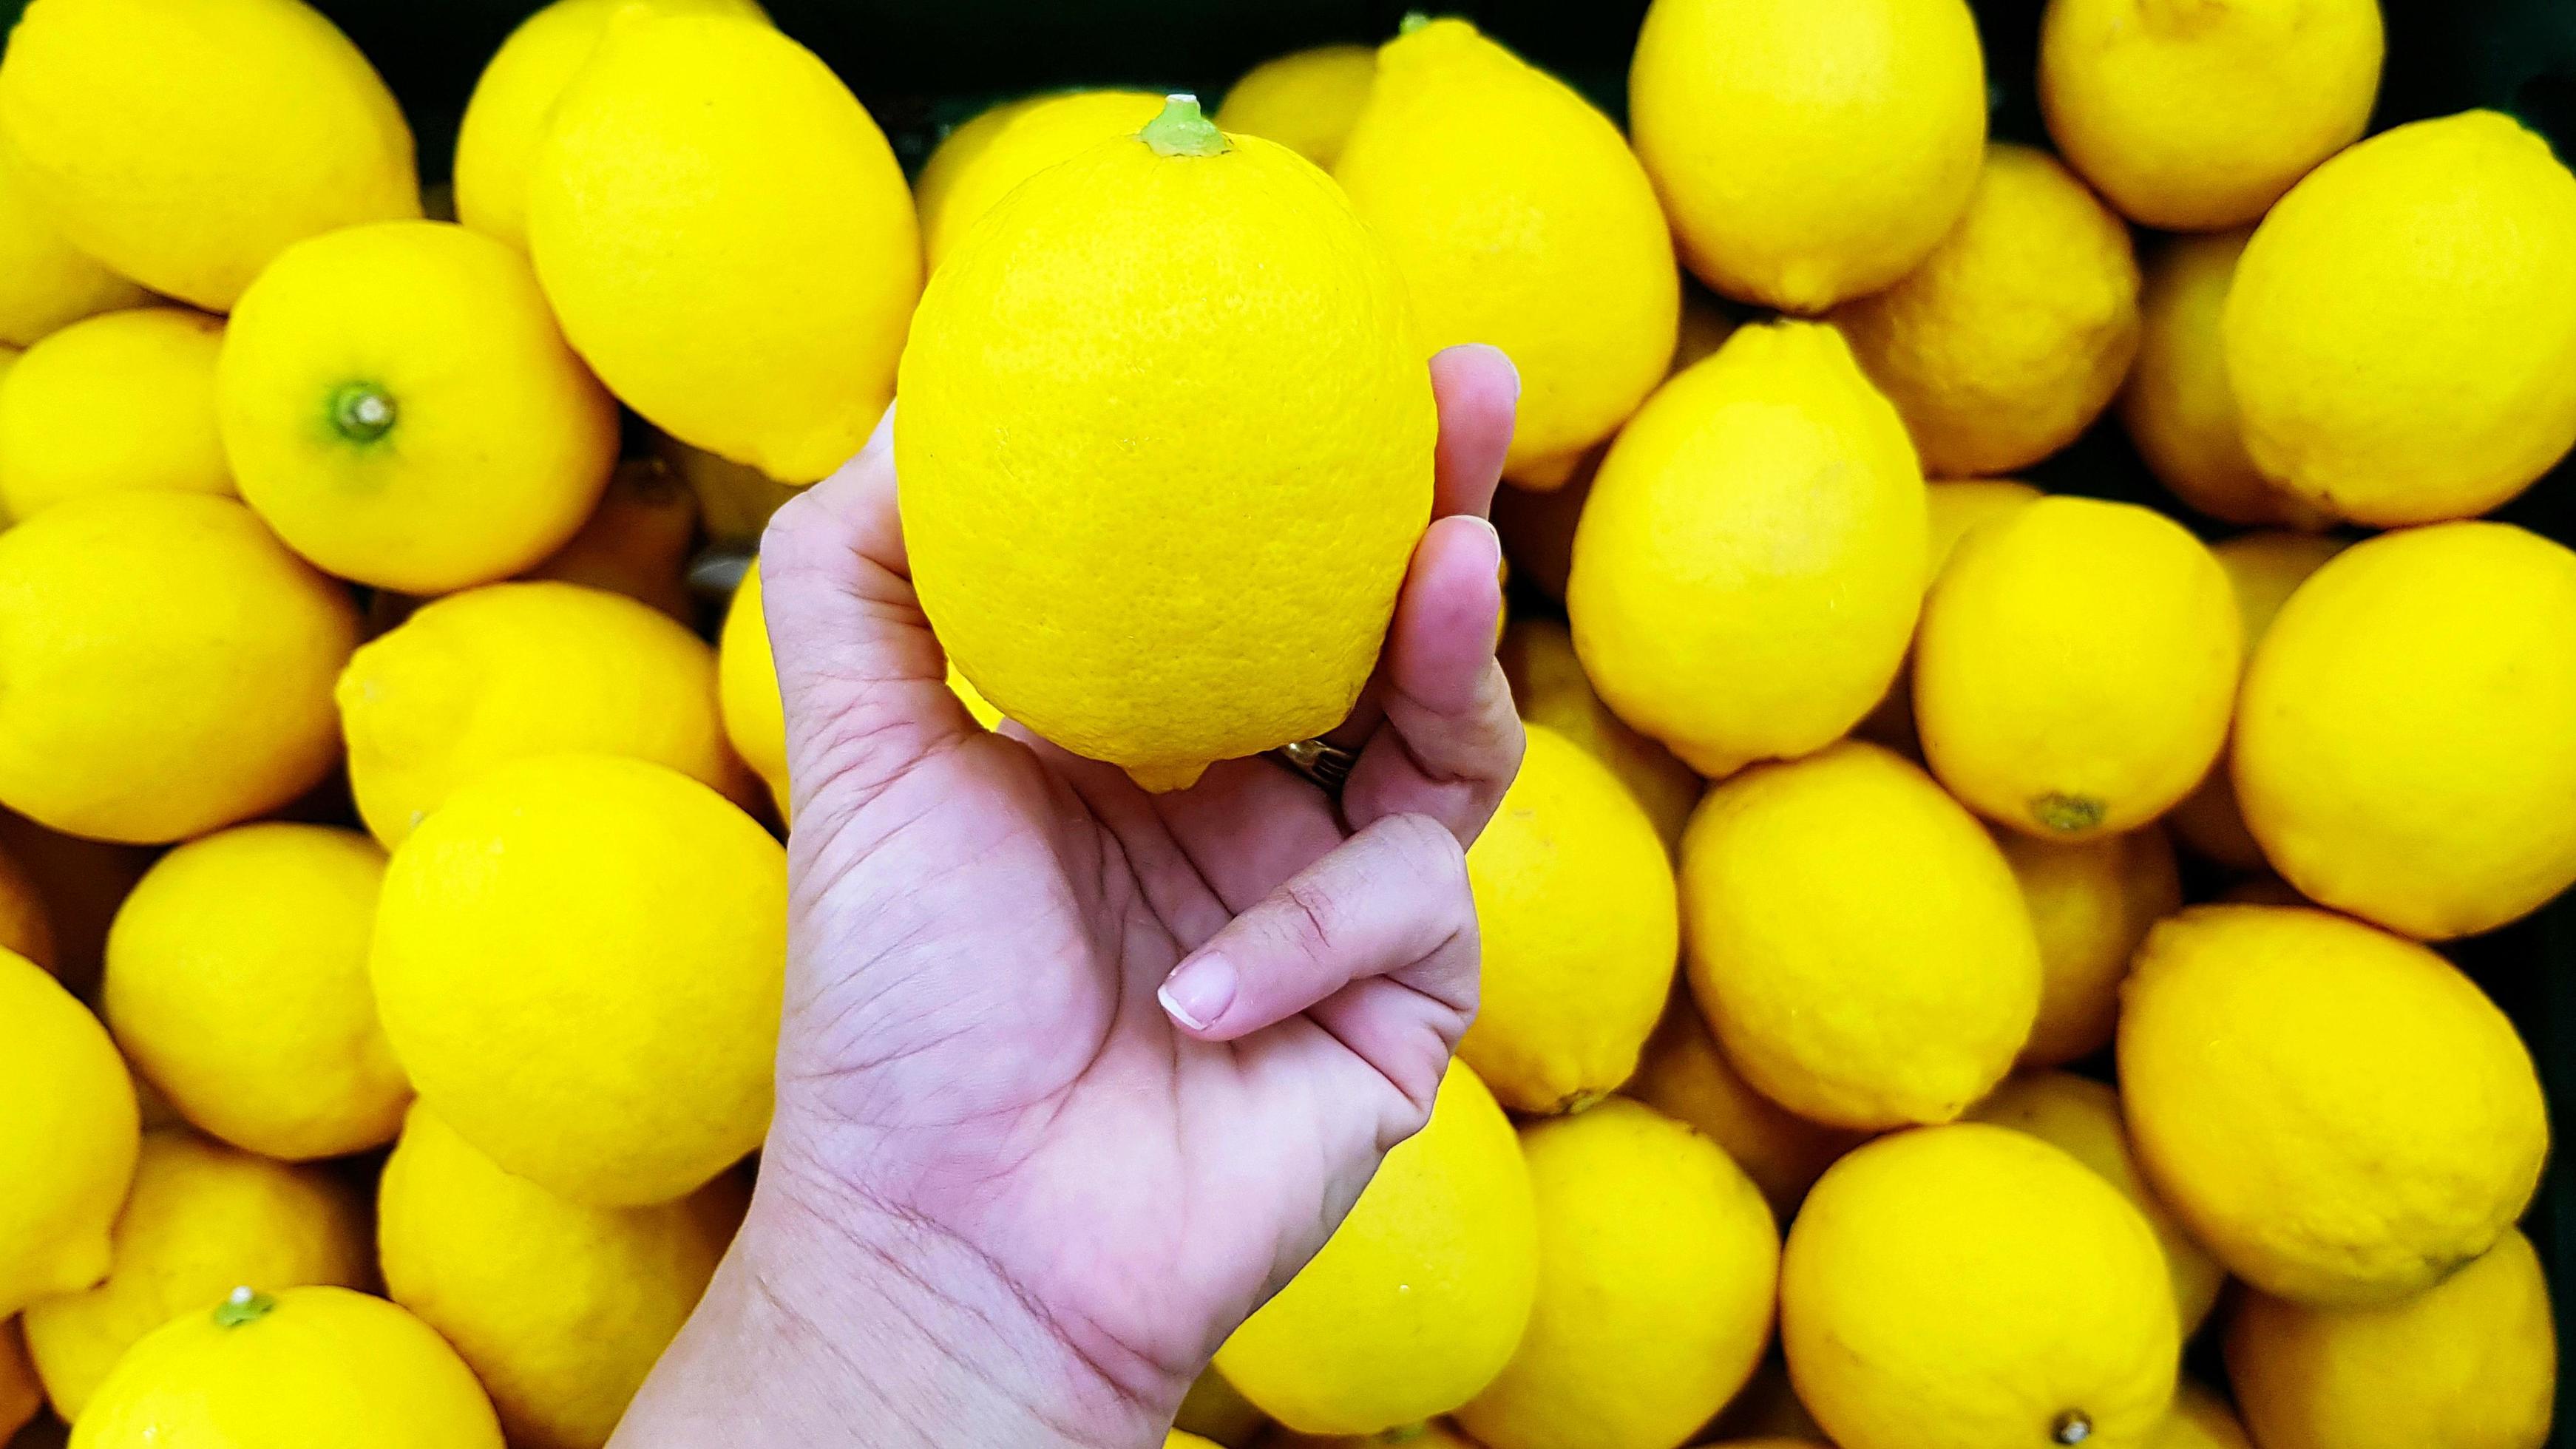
left=0, top=0, right=2569, bottom=1445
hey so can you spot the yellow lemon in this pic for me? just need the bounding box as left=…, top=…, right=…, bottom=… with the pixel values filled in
left=339, top=580, right=751, bottom=849
left=530, top=12, right=918, bottom=483
left=0, top=140, right=145, bottom=347
left=373, top=753, right=784, bottom=1207
left=1337, top=18, right=1678, bottom=485
left=0, top=1319, right=37, bottom=1440
left=1173, top=1368, right=1269, bottom=1448
left=0, top=308, right=229, bottom=521
left=2119, top=905, right=2547, bottom=1304
left=1918, top=495, right=2240, bottom=840
left=2149, top=1382, right=2253, bottom=1449
left=1995, top=826, right=2180, bottom=1067
left=1681, top=741, right=2041, bottom=1131
left=22, top=1130, right=371, bottom=1421
left=0, top=493, right=357, bottom=844
left=453, top=0, right=769, bottom=252
left=2226, top=1227, right=2553, bottom=1449
left=102, top=824, right=405, bottom=1161
left=0, top=835, right=52, bottom=973
left=0, top=949, right=136, bottom=1317
left=2123, top=230, right=2335, bottom=528
left=1167, top=1435, right=1223, bottom=1449
left=379, top=1103, right=734, bottom=1449
left=1264, top=1431, right=1484, bottom=1449
left=1215, top=1061, right=1537, bottom=1436
left=1629, top=0, right=1986, bottom=312
left=1457, top=1099, right=1778, bottom=1449
left=71, top=1285, right=502, bottom=1448
left=1833, top=144, right=2141, bottom=478
left=1630, top=997, right=1868, bottom=1215
left=220, top=220, right=619, bottom=593
left=1967, top=1072, right=2224, bottom=1334
left=917, top=89, right=1165, bottom=269
left=2164, top=529, right=2344, bottom=870
left=2234, top=522, right=2576, bottom=939
left=901, top=97, right=1432, bottom=792
left=1460, top=727, right=1678, bottom=1113
left=523, top=456, right=702, bottom=622
left=1498, top=620, right=1701, bottom=854
left=1567, top=322, right=1928, bottom=778
left=0, top=0, right=418, bottom=311
left=1218, top=44, right=1377, bottom=169
left=2223, top=110, right=2576, bottom=524
left=2040, top=0, right=2382, bottom=230
left=1783, top=1124, right=2179, bottom=1449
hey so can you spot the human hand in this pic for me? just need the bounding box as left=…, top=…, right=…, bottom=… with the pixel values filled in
left=613, top=345, right=1523, bottom=1448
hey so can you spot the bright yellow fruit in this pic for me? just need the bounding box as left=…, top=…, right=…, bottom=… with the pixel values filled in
left=1786, top=1124, right=2178, bottom=1449
left=1918, top=495, right=2240, bottom=840
left=453, top=0, right=769, bottom=252
left=1460, top=727, right=1678, bottom=1113
left=103, top=824, right=404, bottom=1161
left=1167, top=1435, right=1224, bottom=1449
left=339, top=580, right=752, bottom=848
left=1457, top=1100, right=1777, bottom=1449
left=1630, top=0, right=1986, bottom=312
left=2123, top=230, right=2334, bottom=528
left=1215, top=1061, right=1537, bottom=1436
left=0, top=1319, right=37, bottom=1441
left=0, top=949, right=136, bottom=1317
left=2150, top=1382, right=2253, bottom=1449
left=2119, top=905, right=2547, bottom=1304
left=1498, top=620, right=1701, bottom=853
left=1568, top=322, right=1928, bottom=778
left=1834, top=144, right=2140, bottom=478
left=373, top=754, right=784, bottom=1207
left=2223, top=110, right=2576, bottom=524
left=523, top=456, right=702, bottom=622
left=2041, top=0, right=2382, bottom=230
left=1338, top=18, right=1678, bottom=485
left=2234, top=522, right=2576, bottom=939
left=2227, top=1226, right=2554, bottom=1449
left=0, top=493, right=357, bottom=844
left=1630, top=997, right=1867, bottom=1215
left=530, top=12, right=919, bottom=483
left=22, top=1130, right=371, bottom=1420
left=0, top=308, right=229, bottom=522
left=901, top=98, right=1432, bottom=792
left=0, top=140, right=145, bottom=347
left=1218, top=45, right=1377, bottom=169
left=71, top=1285, right=502, bottom=1448
left=1967, top=1072, right=2224, bottom=1334
left=917, top=89, right=1164, bottom=270
left=220, top=220, right=619, bottom=592
left=0, top=0, right=418, bottom=311
left=1681, top=741, right=2041, bottom=1130
left=379, top=1103, right=732, bottom=1449
left=1995, top=825, right=2180, bottom=1066
left=2164, top=529, right=2344, bottom=870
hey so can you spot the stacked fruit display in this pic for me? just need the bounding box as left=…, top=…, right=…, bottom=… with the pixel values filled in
left=0, top=0, right=2567, bottom=1446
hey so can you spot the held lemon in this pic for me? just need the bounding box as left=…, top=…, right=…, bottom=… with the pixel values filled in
left=901, top=96, right=1434, bottom=791
left=0, top=493, right=358, bottom=844
left=1215, top=1062, right=1537, bottom=1436
left=2119, top=906, right=2547, bottom=1304
left=1498, top=620, right=1701, bottom=854
left=2233, top=522, right=2576, bottom=939
left=0, top=950, right=137, bottom=1317
left=0, top=140, right=145, bottom=347
left=0, top=0, right=418, bottom=311
left=1457, top=1101, right=1779, bottom=1449
left=1218, top=45, right=1378, bottom=169
left=1567, top=322, right=1928, bottom=778
left=1996, top=825, right=2181, bottom=1067
left=1630, top=996, right=1868, bottom=1215
left=916, top=90, right=1166, bottom=270
left=220, top=220, right=620, bottom=593
left=21, top=1130, right=373, bottom=1420
left=1681, top=742, right=2041, bottom=1131
left=530, top=12, right=920, bottom=483
left=1336, top=18, right=1678, bottom=486
left=2223, top=110, right=2576, bottom=524
left=0, top=307, right=230, bottom=522
left=1630, top=0, right=1986, bottom=312
left=1460, top=727, right=1678, bottom=1114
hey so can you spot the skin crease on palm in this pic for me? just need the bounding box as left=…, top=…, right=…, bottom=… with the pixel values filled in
left=610, top=344, right=1527, bottom=1448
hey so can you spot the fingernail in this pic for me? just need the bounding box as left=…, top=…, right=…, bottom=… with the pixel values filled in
left=1158, top=954, right=1238, bottom=1032
left=1465, top=515, right=1504, bottom=574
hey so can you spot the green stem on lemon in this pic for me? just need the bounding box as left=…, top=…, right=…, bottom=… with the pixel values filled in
left=213, top=1286, right=277, bottom=1328
left=329, top=381, right=399, bottom=444
left=1140, top=93, right=1229, bottom=158
left=1400, top=10, right=1433, bottom=32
